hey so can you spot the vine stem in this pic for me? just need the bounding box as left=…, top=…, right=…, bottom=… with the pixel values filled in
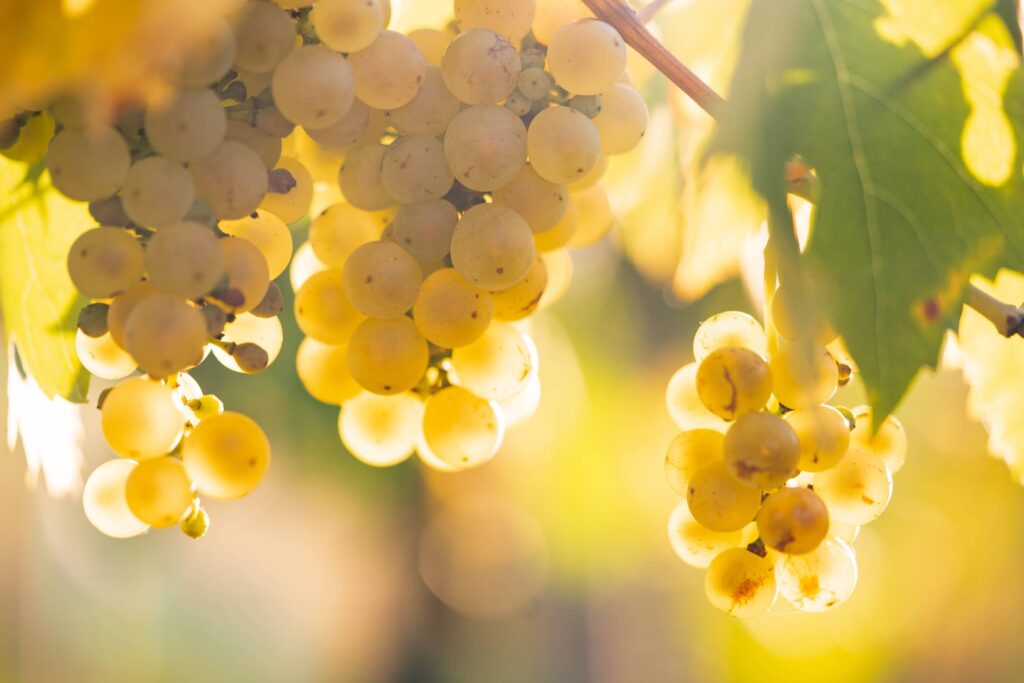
left=965, top=284, right=1024, bottom=337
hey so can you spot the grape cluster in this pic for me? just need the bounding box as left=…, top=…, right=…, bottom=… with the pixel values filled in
left=664, top=300, right=907, bottom=616
left=284, top=0, right=649, bottom=470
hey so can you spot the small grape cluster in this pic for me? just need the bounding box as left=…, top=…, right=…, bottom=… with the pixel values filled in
left=286, top=0, right=649, bottom=470
left=664, top=291, right=907, bottom=616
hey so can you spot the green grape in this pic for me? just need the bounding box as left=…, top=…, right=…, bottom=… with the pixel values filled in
left=143, top=88, right=226, bottom=163
left=296, top=338, right=363, bottom=405
left=190, top=141, right=268, bottom=220
left=125, top=456, right=194, bottom=528
left=83, top=459, right=150, bottom=538
left=443, top=105, right=527, bottom=192
left=179, top=17, right=236, bottom=86
left=722, top=412, right=800, bottom=489
left=338, top=391, right=423, bottom=467
left=342, top=240, right=423, bottom=318
left=119, top=156, right=195, bottom=228
left=311, top=0, right=383, bottom=52
left=454, top=0, right=535, bottom=40
left=518, top=67, right=554, bottom=100
left=309, top=202, right=380, bottom=268
left=107, top=282, right=158, bottom=349
left=295, top=269, right=364, bottom=343
left=232, top=0, right=297, bottom=73
left=771, top=283, right=837, bottom=346
left=348, top=29, right=426, bottom=109
left=592, top=83, right=648, bottom=154
left=180, top=502, right=210, bottom=539
left=665, top=429, right=724, bottom=496
left=76, top=329, right=137, bottom=380
left=386, top=66, right=461, bottom=137
left=757, top=487, right=829, bottom=555
left=212, top=313, right=283, bottom=372
left=667, top=500, right=746, bottom=569
left=451, top=203, right=535, bottom=290
left=533, top=196, right=578, bottom=252
left=692, top=311, right=768, bottom=363
left=67, top=227, right=144, bottom=298
left=46, top=125, right=130, bottom=201
left=219, top=209, right=293, bottom=279
left=784, top=405, right=851, bottom=472
left=532, top=0, right=592, bottom=45
left=347, top=317, right=428, bottom=394
left=450, top=322, right=535, bottom=400
left=413, top=268, right=494, bottom=348
left=776, top=537, right=858, bottom=612
left=385, top=199, right=458, bottom=265
left=769, top=341, right=838, bottom=409
left=440, top=28, right=521, bottom=105
left=338, top=143, right=395, bottom=211
left=527, top=105, right=601, bottom=184
left=566, top=183, right=613, bottom=248
left=695, top=347, right=772, bottom=421
left=260, top=156, right=313, bottom=224
left=123, top=295, right=208, bottom=377
left=225, top=120, right=283, bottom=170
left=408, top=27, right=450, bottom=66
left=813, top=447, right=893, bottom=525
left=686, top=460, right=761, bottom=532
left=492, top=163, right=569, bottom=233
left=272, top=45, right=354, bottom=130
left=491, top=254, right=547, bottom=321
left=380, top=135, right=455, bottom=204
left=421, top=386, right=505, bottom=470
left=704, top=547, right=778, bottom=618
left=144, top=221, right=225, bottom=299
left=102, top=377, right=185, bottom=458
left=547, top=19, right=626, bottom=95
left=850, top=405, right=908, bottom=473
left=217, top=236, right=271, bottom=313
left=537, top=248, right=573, bottom=310
left=665, top=362, right=729, bottom=432
left=182, top=411, right=271, bottom=500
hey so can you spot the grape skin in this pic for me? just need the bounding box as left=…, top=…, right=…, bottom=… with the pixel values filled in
left=347, top=317, right=429, bottom=395
left=212, top=313, right=284, bottom=373
left=309, top=202, right=380, bottom=269
left=440, top=28, right=521, bottom=105
left=76, top=330, right=137, bottom=380
left=664, top=362, right=729, bottom=432
left=667, top=500, right=745, bottom=569
left=451, top=203, right=535, bottom=290
left=107, top=282, right=158, bottom=349
left=533, top=196, right=578, bottom=252
left=757, top=487, right=829, bottom=555
left=232, top=0, right=297, bottom=74
left=219, top=209, right=294, bottom=279
left=769, top=341, right=838, bottom=409
left=413, top=268, right=494, bottom=348
left=67, top=227, right=145, bottom=299
left=850, top=405, right=908, bottom=473
left=295, top=269, right=365, bottom=343
left=179, top=17, right=237, bottom=87
left=101, top=377, right=185, bottom=459
left=123, top=295, right=208, bottom=377
left=339, top=143, right=395, bottom=211
left=348, top=30, right=427, bottom=110
left=771, top=283, right=837, bottom=346
left=527, top=106, right=601, bottom=184
left=547, top=19, right=626, bottom=96
left=272, top=45, right=355, bottom=130
left=144, top=221, right=225, bottom=299
left=342, top=240, right=423, bottom=319
left=686, top=460, right=761, bottom=532
left=386, top=66, right=461, bottom=137
left=384, top=199, right=458, bottom=266
left=311, top=0, right=384, bottom=53
left=444, top=105, right=527, bottom=192
left=225, top=120, right=283, bottom=170
left=492, top=163, right=569, bottom=234
left=380, top=134, right=455, bottom=204
left=190, top=141, right=269, bottom=220
left=144, top=88, right=226, bottom=163
left=421, top=386, right=505, bottom=470
left=182, top=411, right=271, bottom=500
left=592, top=83, right=649, bottom=154
left=296, top=338, right=362, bottom=405
left=217, top=236, right=271, bottom=313
left=776, top=537, right=858, bottom=612
left=704, top=547, right=778, bottom=618
left=338, top=391, right=424, bottom=467
left=47, top=126, right=131, bottom=201
left=692, top=310, right=768, bottom=363
left=566, top=183, right=613, bottom=248
left=491, top=254, right=548, bottom=321
left=125, top=456, right=194, bottom=528
left=450, top=322, right=535, bottom=401
left=784, top=405, right=851, bottom=472
left=119, top=156, right=195, bottom=228
left=695, top=346, right=772, bottom=421
left=664, top=429, right=724, bottom=497
left=454, top=0, right=536, bottom=40
left=723, top=412, right=801, bottom=489
left=813, top=446, right=893, bottom=526
left=83, top=459, right=149, bottom=539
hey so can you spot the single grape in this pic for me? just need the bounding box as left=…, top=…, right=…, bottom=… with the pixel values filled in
left=850, top=405, right=908, bottom=473
left=216, top=236, right=271, bottom=313
left=261, top=156, right=314, bottom=224
left=491, top=254, right=547, bottom=321
left=125, top=456, right=194, bottom=528
left=348, top=30, right=426, bottom=109
left=102, top=377, right=185, bottom=458
left=311, top=0, right=383, bottom=52
left=695, top=346, right=773, bottom=421
left=338, top=143, right=395, bottom=211
left=776, top=537, right=858, bottom=612
left=83, top=459, right=150, bottom=538
left=413, top=268, right=494, bottom=348
left=67, top=227, right=144, bottom=299
left=665, top=429, right=724, bottom=496
left=757, top=486, right=829, bottom=555
left=297, top=338, right=362, bottom=405
left=667, top=500, right=746, bottom=569
left=212, top=313, right=283, bottom=373
left=492, top=164, right=569, bottom=233
left=386, top=66, right=461, bottom=137
left=722, top=412, right=800, bottom=489
left=692, top=311, right=768, bottom=363
left=308, top=202, right=380, bottom=270
left=704, top=547, right=778, bottom=618
left=190, top=141, right=268, bottom=220
left=566, top=183, right=613, bottom=248
left=450, top=322, right=535, bottom=401
left=144, top=221, right=225, bottom=299
left=219, top=209, right=293, bottom=279
left=665, top=362, right=729, bottom=432
left=123, top=295, right=208, bottom=377
left=144, top=88, right=226, bottom=163
left=592, top=83, right=648, bottom=154
left=295, top=269, right=364, bottom=343
left=444, top=105, right=527, bottom=192
left=547, top=19, right=626, bottom=95
left=182, top=411, right=270, bottom=500
left=527, top=105, right=601, bottom=184
left=342, top=240, right=423, bottom=319
left=771, top=283, right=837, bottom=346
left=272, top=45, right=355, bottom=130
left=46, top=126, right=130, bottom=201
left=76, top=330, right=137, bottom=380
left=385, top=199, right=458, bottom=265
left=440, top=28, right=521, bottom=105
left=454, top=0, right=535, bottom=40
left=421, top=386, right=505, bottom=470
left=338, top=391, right=423, bottom=467
left=232, top=0, right=297, bottom=73
left=518, top=67, right=554, bottom=101
left=119, top=156, right=195, bottom=228
left=687, top=460, right=761, bottom=532
left=531, top=0, right=592, bottom=46
left=380, top=135, right=454, bottom=204
left=784, top=405, right=851, bottom=472
left=769, top=341, right=838, bottom=409
left=451, top=203, right=535, bottom=290
left=813, top=447, right=893, bottom=525
left=347, top=317, right=428, bottom=394
left=107, top=281, right=158, bottom=349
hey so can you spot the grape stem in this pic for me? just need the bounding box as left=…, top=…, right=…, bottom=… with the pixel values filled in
left=580, top=0, right=725, bottom=118
left=965, top=284, right=1024, bottom=337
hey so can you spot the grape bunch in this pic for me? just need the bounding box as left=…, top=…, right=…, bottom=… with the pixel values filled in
left=664, top=295, right=907, bottom=616
left=284, top=0, right=649, bottom=470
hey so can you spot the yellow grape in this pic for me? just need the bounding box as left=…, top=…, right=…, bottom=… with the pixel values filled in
left=695, top=347, right=772, bottom=421
left=261, top=155, right=314, bottom=224
left=380, top=134, right=454, bottom=204
left=570, top=154, right=607, bottom=191
left=47, top=125, right=130, bottom=201
left=212, top=313, right=283, bottom=372
left=686, top=460, right=761, bottom=532
left=547, top=19, right=626, bottom=95
left=271, top=45, right=354, bottom=130
left=348, top=30, right=426, bottom=110
left=665, top=362, right=729, bottom=432
left=233, top=0, right=297, bottom=73
left=385, top=199, right=458, bottom=265
left=107, top=282, right=158, bottom=349
left=182, top=412, right=271, bottom=500
left=592, top=83, right=648, bottom=154
left=692, top=311, right=768, bottom=363
left=704, top=548, right=778, bottom=618
left=144, top=221, right=225, bottom=299
left=451, top=203, right=535, bottom=290
left=813, top=446, right=893, bottom=525
left=309, top=202, right=380, bottom=269
left=123, top=295, right=207, bottom=377
left=757, top=487, right=829, bottom=555
left=537, top=248, right=573, bottom=310
left=342, top=240, right=423, bottom=318
left=290, top=241, right=326, bottom=292
left=338, top=391, right=423, bottom=467
left=413, top=268, right=494, bottom=348
left=311, top=0, right=383, bottom=52
left=567, top=183, right=613, bottom=248
left=771, top=283, right=837, bottom=346
left=67, top=227, right=145, bottom=299
left=454, top=0, right=535, bottom=40
left=831, top=521, right=860, bottom=545
left=179, top=17, right=236, bottom=86
left=190, top=141, right=268, bottom=220
left=850, top=405, right=908, bottom=473
left=295, top=269, right=364, bottom=343
left=421, top=386, right=505, bottom=470
left=219, top=209, right=293, bottom=279
left=83, top=459, right=150, bottom=538
left=499, top=371, right=542, bottom=426
left=722, top=412, right=800, bottom=489
left=347, top=317, right=428, bottom=394
left=769, top=341, right=838, bottom=409
left=443, top=105, right=527, bottom=192
left=225, top=120, right=282, bottom=170
left=296, top=338, right=361, bottom=405
left=664, top=429, right=724, bottom=496
left=76, top=329, right=136, bottom=380
left=527, top=105, right=601, bottom=184
left=339, top=143, right=395, bottom=211
left=667, top=500, right=745, bottom=569
left=532, top=0, right=592, bottom=45
left=120, top=155, right=196, bottom=228
left=492, top=163, right=569, bottom=234
left=144, top=89, right=226, bottom=163
left=125, top=456, right=194, bottom=528
left=386, top=66, right=461, bottom=137
left=450, top=322, right=535, bottom=400
left=491, top=254, right=547, bottom=321
left=407, top=28, right=451, bottom=66
left=784, top=405, right=851, bottom=472
left=217, top=236, right=270, bottom=313
left=441, top=28, right=521, bottom=105
left=776, top=537, right=858, bottom=612
left=533, top=195, right=578, bottom=252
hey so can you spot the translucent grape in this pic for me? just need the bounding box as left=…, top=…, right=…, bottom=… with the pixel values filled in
left=570, top=153, right=608, bottom=190
left=119, top=156, right=195, bottom=228
left=784, top=405, right=851, bottom=472
left=219, top=209, right=293, bottom=279
left=225, top=120, right=283, bottom=170
left=125, top=456, right=194, bottom=528
left=695, top=347, right=772, bottom=421
left=454, top=0, right=535, bottom=40
left=566, top=183, right=613, bottom=247
left=217, top=236, right=271, bottom=313
left=261, top=155, right=313, bottom=224
left=408, top=27, right=451, bottom=66
left=850, top=405, right=908, bottom=473
left=380, top=135, right=454, bottom=204
left=349, top=30, right=426, bottom=109
left=757, top=487, right=829, bottom=555
left=769, top=342, right=838, bottom=409
left=547, top=19, right=625, bottom=95
left=338, top=143, right=394, bottom=211
left=531, top=0, right=591, bottom=45
left=776, top=537, right=858, bottom=612
left=592, top=83, right=648, bottom=154
left=190, top=141, right=268, bottom=220
left=491, top=254, right=547, bottom=321
left=338, top=391, right=423, bottom=467
left=665, top=429, right=724, bottom=496
left=687, top=460, right=761, bottom=532
left=830, top=521, right=860, bottom=545
left=182, top=412, right=271, bottom=500
left=144, top=221, right=225, bottom=298
left=451, top=203, right=535, bottom=290
left=537, top=248, right=573, bottom=310
left=533, top=196, right=578, bottom=251
left=76, top=330, right=137, bottom=380
left=179, top=17, right=236, bottom=86
left=83, top=459, right=150, bottom=538
left=771, top=284, right=837, bottom=346
left=813, top=447, right=893, bottom=525
left=295, top=269, right=364, bottom=343
left=527, top=105, right=601, bottom=184
left=232, top=0, right=296, bottom=73
left=296, top=338, right=362, bottom=405
left=308, top=202, right=380, bottom=269
left=311, top=0, right=383, bottom=52
left=421, top=386, right=505, bottom=470
left=107, top=282, right=158, bottom=349
left=306, top=99, right=373, bottom=149
left=499, top=371, right=542, bottom=426
left=444, top=105, right=527, bottom=192
left=440, top=28, right=521, bottom=105
left=347, top=317, right=428, bottom=394
left=451, top=322, right=534, bottom=400
left=212, top=313, right=283, bottom=373
left=101, top=377, right=185, bottom=459
left=722, top=412, right=800, bottom=489
left=385, top=199, right=458, bottom=265
left=665, top=363, right=729, bottom=432
left=144, top=88, right=226, bottom=163
left=692, top=311, right=768, bottom=363
left=67, top=227, right=144, bottom=298
left=667, top=500, right=745, bottom=569
left=705, top=548, right=778, bottom=618
left=272, top=45, right=355, bottom=130
left=492, top=164, right=569, bottom=233
left=46, top=126, right=130, bottom=201
left=342, top=240, right=423, bottom=318
left=123, top=295, right=208, bottom=377
left=386, top=66, right=461, bottom=137
left=413, top=268, right=494, bottom=348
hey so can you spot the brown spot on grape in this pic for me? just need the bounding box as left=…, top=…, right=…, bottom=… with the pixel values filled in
left=731, top=577, right=761, bottom=606
left=383, top=385, right=391, bottom=391
left=720, top=364, right=738, bottom=415
left=471, top=311, right=478, bottom=318
left=365, top=275, right=373, bottom=283
left=861, top=495, right=875, bottom=504
left=248, top=458, right=257, bottom=466
left=799, top=575, right=820, bottom=596
left=496, top=267, right=504, bottom=274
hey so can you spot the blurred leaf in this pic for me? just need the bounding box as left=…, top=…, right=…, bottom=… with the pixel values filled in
left=715, top=0, right=1024, bottom=417
left=0, top=158, right=89, bottom=402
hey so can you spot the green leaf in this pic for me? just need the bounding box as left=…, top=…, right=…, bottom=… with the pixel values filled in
left=0, top=157, right=90, bottom=402
left=714, top=0, right=1024, bottom=417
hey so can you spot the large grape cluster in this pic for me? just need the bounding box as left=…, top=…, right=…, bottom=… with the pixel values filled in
left=664, top=296, right=907, bottom=616
left=284, top=0, right=649, bottom=470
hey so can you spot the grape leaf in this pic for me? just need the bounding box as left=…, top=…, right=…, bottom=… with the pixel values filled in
left=714, top=0, right=1024, bottom=418
left=0, top=158, right=90, bottom=402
